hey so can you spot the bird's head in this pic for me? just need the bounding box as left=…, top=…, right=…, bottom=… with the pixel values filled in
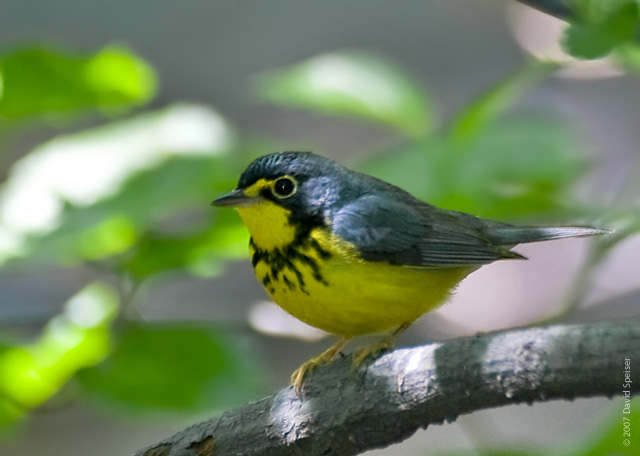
left=212, top=151, right=345, bottom=248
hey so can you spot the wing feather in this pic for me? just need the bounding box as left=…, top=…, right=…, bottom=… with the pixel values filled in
left=332, top=194, right=509, bottom=267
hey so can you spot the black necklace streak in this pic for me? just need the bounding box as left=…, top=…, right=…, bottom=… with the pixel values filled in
left=250, top=226, right=332, bottom=296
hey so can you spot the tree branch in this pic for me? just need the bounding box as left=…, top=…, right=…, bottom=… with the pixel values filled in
left=135, top=318, right=640, bottom=456
left=515, top=0, right=573, bottom=21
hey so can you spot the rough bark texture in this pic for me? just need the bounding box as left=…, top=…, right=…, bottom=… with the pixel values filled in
left=134, top=318, right=640, bottom=456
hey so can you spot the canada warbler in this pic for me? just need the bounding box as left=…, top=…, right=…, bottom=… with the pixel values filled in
left=212, top=151, right=606, bottom=393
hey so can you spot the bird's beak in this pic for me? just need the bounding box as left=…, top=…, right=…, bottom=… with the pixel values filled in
left=211, top=188, right=258, bottom=207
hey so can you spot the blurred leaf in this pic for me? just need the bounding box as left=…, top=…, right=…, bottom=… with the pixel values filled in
left=0, top=45, right=156, bottom=120
left=0, top=341, right=25, bottom=430
left=564, top=24, right=622, bottom=59
left=440, top=119, right=585, bottom=219
left=563, top=0, right=639, bottom=59
left=77, top=323, right=260, bottom=412
left=122, top=209, right=248, bottom=281
left=361, top=116, right=585, bottom=220
left=11, top=153, right=249, bottom=281
left=0, top=283, right=117, bottom=416
left=0, top=396, right=24, bottom=430
left=567, top=0, right=636, bottom=22
left=76, top=216, right=138, bottom=261
left=0, top=104, right=236, bottom=266
left=437, top=450, right=542, bottom=456
left=564, top=399, right=639, bottom=456
left=435, top=401, right=640, bottom=456
left=614, top=41, right=640, bottom=74
left=450, top=61, right=559, bottom=142
left=358, top=139, right=447, bottom=199
left=255, top=50, right=434, bottom=137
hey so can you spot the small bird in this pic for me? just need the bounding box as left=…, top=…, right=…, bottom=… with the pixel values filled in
left=212, top=151, right=606, bottom=394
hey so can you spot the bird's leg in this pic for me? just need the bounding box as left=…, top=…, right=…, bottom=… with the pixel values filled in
left=291, top=336, right=352, bottom=396
left=352, top=321, right=413, bottom=368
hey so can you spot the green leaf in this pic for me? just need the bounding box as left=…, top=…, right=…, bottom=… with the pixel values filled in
left=564, top=24, right=621, bottom=59
left=11, top=154, right=248, bottom=278
left=567, top=0, right=635, bottom=22
left=360, top=116, right=585, bottom=221
left=254, top=50, right=434, bottom=138
left=563, top=0, right=639, bottom=59
left=0, top=45, right=157, bottom=120
left=0, top=283, right=117, bottom=418
left=450, top=61, right=559, bottom=143
left=564, top=399, right=639, bottom=456
left=120, top=209, right=248, bottom=280
left=77, top=323, right=260, bottom=412
left=436, top=451, right=542, bottom=456
left=0, top=104, right=237, bottom=268
left=0, top=340, right=25, bottom=429
left=358, top=139, right=448, bottom=200
left=614, top=41, right=640, bottom=74
left=0, top=397, right=24, bottom=431
left=434, top=401, right=639, bottom=456
left=442, top=118, right=585, bottom=219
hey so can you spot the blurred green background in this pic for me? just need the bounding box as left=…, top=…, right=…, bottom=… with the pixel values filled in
left=0, top=1, right=639, bottom=455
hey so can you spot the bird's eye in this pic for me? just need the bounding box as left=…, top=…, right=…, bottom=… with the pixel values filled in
left=272, top=177, right=296, bottom=198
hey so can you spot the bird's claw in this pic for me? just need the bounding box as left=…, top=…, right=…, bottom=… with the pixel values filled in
left=351, top=339, right=393, bottom=369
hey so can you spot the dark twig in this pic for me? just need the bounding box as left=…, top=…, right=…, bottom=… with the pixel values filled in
left=515, top=0, right=573, bottom=21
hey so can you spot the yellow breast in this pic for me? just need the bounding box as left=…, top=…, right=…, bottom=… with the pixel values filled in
left=239, top=200, right=471, bottom=336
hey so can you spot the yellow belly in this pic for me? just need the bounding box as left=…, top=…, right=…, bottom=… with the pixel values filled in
left=251, top=227, right=472, bottom=336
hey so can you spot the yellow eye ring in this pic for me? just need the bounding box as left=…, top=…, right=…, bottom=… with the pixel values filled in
left=272, top=177, right=297, bottom=198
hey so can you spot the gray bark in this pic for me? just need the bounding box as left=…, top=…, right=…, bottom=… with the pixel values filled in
left=134, top=318, right=639, bottom=456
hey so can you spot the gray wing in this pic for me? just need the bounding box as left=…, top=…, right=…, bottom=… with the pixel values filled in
left=332, top=194, right=516, bottom=267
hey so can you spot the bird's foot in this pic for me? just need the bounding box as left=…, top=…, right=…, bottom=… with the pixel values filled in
left=291, top=336, right=352, bottom=398
left=351, top=321, right=413, bottom=370
left=290, top=356, right=328, bottom=397
left=351, top=339, right=393, bottom=369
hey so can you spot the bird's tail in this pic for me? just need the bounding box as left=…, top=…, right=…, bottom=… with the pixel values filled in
left=485, top=225, right=609, bottom=246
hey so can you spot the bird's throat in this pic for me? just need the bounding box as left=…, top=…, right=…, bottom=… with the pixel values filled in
left=236, top=201, right=298, bottom=251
